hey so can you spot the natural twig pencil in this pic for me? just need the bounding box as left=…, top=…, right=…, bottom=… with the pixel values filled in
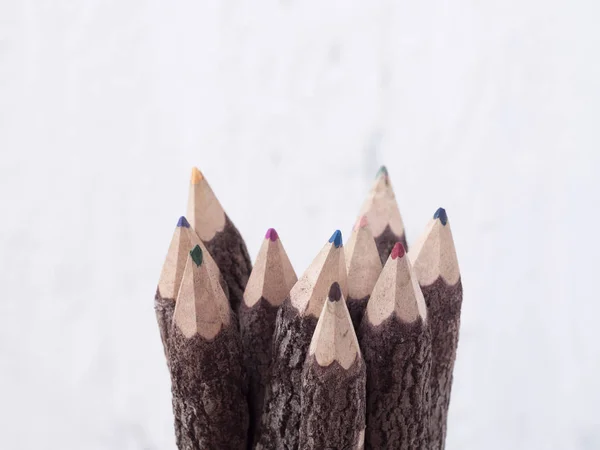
left=359, top=243, right=432, bottom=450
left=187, top=167, right=252, bottom=312
left=409, top=208, right=462, bottom=450
left=239, top=228, right=297, bottom=446
left=155, top=216, right=227, bottom=361
left=299, top=282, right=366, bottom=449
left=358, top=166, right=407, bottom=263
left=257, top=230, right=347, bottom=450
left=169, top=245, right=249, bottom=450
left=345, top=215, right=383, bottom=329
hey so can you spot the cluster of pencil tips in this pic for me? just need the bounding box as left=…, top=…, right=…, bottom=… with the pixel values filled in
left=155, top=166, right=463, bottom=450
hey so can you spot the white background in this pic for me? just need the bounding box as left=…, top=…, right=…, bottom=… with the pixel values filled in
left=1, top=1, right=599, bottom=449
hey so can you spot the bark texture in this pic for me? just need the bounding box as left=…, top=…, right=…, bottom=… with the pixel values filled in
left=347, top=295, right=369, bottom=330
left=204, top=215, right=252, bottom=312
left=421, top=277, right=463, bottom=450
left=299, top=357, right=366, bottom=450
left=238, top=297, right=280, bottom=447
left=374, top=226, right=408, bottom=264
left=154, top=288, right=175, bottom=363
left=359, top=316, right=432, bottom=450
left=169, top=324, right=249, bottom=450
left=256, top=299, right=317, bottom=450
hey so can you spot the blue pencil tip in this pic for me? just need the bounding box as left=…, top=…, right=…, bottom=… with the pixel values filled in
left=177, top=216, right=190, bottom=228
left=433, top=208, right=448, bottom=226
left=329, top=230, right=343, bottom=248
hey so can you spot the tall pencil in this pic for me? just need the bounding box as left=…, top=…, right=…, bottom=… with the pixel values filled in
left=409, top=208, right=462, bottom=450
left=155, top=216, right=227, bottom=360
left=169, top=245, right=249, bottom=450
left=345, top=215, right=383, bottom=329
left=299, top=282, right=366, bottom=450
left=186, top=167, right=252, bottom=312
left=358, top=166, right=407, bottom=263
left=257, top=230, right=347, bottom=450
left=239, top=228, right=298, bottom=446
left=359, top=243, right=432, bottom=450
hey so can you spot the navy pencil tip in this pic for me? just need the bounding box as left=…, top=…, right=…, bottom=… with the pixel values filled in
left=177, top=216, right=190, bottom=228
left=328, top=230, right=343, bottom=248
left=433, top=207, right=448, bottom=226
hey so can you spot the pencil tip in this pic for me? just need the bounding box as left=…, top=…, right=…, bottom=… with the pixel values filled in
left=328, top=282, right=342, bottom=302
left=189, top=245, right=203, bottom=267
left=265, top=228, right=279, bottom=241
left=356, top=215, right=369, bottom=229
left=177, top=216, right=190, bottom=228
left=391, top=242, right=405, bottom=260
left=190, top=167, right=203, bottom=184
left=376, top=165, right=388, bottom=178
left=328, top=230, right=343, bottom=248
left=433, top=207, right=448, bottom=226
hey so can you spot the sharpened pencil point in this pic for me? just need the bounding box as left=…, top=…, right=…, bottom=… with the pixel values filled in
left=265, top=228, right=279, bottom=241
left=190, top=167, right=204, bottom=184
left=434, top=207, right=448, bottom=226
left=376, top=165, right=388, bottom=178
left=190, top=245, right=203, bottom=267
left=391, top=242, right=405, bottom=260
left=329, top=230, right=343, bottom=248
left=356, top=215, right=369, bottom=230
left=177, top=216, right=190, bottom=228
left=328, top=282, right=342, bottom=302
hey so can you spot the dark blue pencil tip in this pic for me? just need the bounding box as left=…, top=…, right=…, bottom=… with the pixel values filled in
left=433, top=208, right=448, bottom=226
left=329, top=230, right=343, bottom=248
left=177, top=216, right=190, bottom=228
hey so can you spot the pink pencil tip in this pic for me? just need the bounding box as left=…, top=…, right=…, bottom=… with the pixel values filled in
left=355, top=215, right=369, bottom=230
left=390, top=242, right=405, bottom=260
left=265, top=228, right=279, bottom=241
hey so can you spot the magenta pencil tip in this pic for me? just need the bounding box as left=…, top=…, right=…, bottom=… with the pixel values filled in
left=265, top=228, right=279, bottom=241
left=391, top=242, right=405, bottom=260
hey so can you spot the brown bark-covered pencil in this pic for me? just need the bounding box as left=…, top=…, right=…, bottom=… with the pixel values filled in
left=345, top=215, right=383, bottom=329
left=409, top=208, right=462, bottom=450
left=357, top=166, right=408, bottom=263
left=155, top=216, right=228, bottom=361
left=169, top=245, right=249, bottom=450
left=299, top=282, right=366, bottom=450
left=239, top=228, right=298, bottom=446
left=187, top=167, right=252, bottom=312
left=256, top=230, right=347, bottom=450
left=359, top=243, right=432, bottom=450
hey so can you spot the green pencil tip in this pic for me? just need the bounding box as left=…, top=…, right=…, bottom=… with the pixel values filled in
left=190, top=245, right=203, bottom=267
left=376, top=165, right=388, bottom=178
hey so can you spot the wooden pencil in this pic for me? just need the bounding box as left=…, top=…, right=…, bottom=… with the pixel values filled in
left=299, top=282, right=366, bottom=450
left=155, top=216, right=228, bottom=361
left=239, top=228, right=298, bottom=446
left=358, top=166, right=408, bottom=263
left=359, top=242, right=432, bottom=450
left=186, top=167, right=252, bottom=312
left=409, top=207, right=462, bottom=450
left=169, top=245, right=249, bottom=450
left=256, top=230, right=348, bottom=450
left=345, top=215, right=383, bottom=329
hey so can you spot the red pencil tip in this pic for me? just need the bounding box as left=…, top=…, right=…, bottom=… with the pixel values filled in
left=265, top=228, right=279, bottom=241
left=391, top=242, right=405, bottom=260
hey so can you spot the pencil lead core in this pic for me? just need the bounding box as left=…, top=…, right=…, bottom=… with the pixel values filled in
left=391, top=242, right=405, bottom=260
left=177, top=216, right=190, bottom=228
left=356, top=215, right=369, bottom=230
left=190, top=167, right=204, bottom=184
left=328, top=282, right=342, bottom=302
left=190, top=245, right=203, bottom=267
left=434, top=207, right=448, bottom=226
left=329, top=230, right=343, bottom=248
left=265, top=228, right=279, bottom=241
left=376, top=165, right=388, bottom=179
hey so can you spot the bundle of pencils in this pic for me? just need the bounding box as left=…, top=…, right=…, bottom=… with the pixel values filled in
left=155, top=166, right=463, bottom=450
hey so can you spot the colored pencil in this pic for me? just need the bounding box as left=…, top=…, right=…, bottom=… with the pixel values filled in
left=345, top=215, right=383, bottom=329
left=409, top=208, right=462, bottom=450
left=256, top=230, right=347, bottom=450
left=359, top=243, right=432, bottom=450
left=239, top=228, right=298, bottom=446
left=299, top=282, right=366, bottom=449
left=186, top=167, right=252, bottom=312
left=358, top=166, right=407, bottom=263
left=169, top=245, right=249, bottom=450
